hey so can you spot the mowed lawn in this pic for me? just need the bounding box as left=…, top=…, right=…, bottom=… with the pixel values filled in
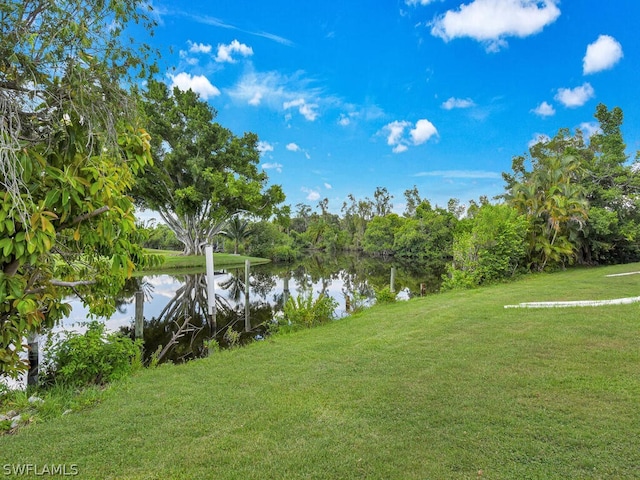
left=2, top=264, right=640, bottom=479
left=140, top=249, right=270, bottom=273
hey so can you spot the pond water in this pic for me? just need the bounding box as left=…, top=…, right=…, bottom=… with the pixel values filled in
left=3, top=254, right=444, bottom=388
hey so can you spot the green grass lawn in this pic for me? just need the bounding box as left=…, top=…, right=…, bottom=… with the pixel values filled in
left=2, top=263, right=640, bottom=479
left=141, top=249, right=270, bottom=273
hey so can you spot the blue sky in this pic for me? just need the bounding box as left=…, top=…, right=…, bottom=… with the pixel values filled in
left=144, top=0, right=640, bottom=214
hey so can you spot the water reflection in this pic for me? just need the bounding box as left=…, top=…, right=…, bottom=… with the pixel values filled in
left=2, top=254, right=445, bottom=390
left=119, top=272, right=272, bottom=364
left=69, top=254, right=442, bottom=365
left=117, top=254, right=443, bottom=364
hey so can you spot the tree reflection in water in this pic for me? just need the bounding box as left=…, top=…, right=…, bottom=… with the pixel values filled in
left=121, top=272, right=271, bottom=365
left=120, top=254, right=444, bottom=365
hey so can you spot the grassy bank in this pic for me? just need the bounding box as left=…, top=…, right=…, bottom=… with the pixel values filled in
left=2, top=264, right=640, bottom=479
left=142, top=249, right=270, bottom=273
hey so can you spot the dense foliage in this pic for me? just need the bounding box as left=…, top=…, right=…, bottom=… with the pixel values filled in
left=242, top=104, right=638, bottom=288
left=278, top=292, right=338, bottom=331
left=1, top=0, right=637, bottom=381
left=0, top=0, right=159, bottom=377
left=43, top=321, right=142, bottom=387
left=133, top=80, right=285, bottom=255
left=503, top=104, right=640, bottom=270
left=443, top=204, right=528, bottom=289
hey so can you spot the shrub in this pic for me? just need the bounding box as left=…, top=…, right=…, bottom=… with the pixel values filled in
left=280, top=291, right=338, bottom=331
left=270, top=245, right=299, bottom=263
left=44, top=321, right=142, bottom=388
left=443, top=204, right=528, bottom=289
left=375, top=286, right=397, bottom=304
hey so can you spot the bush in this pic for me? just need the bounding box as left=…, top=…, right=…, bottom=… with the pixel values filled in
left=44, top=321, right=142, bottom=388
left=443, top=204, right=528, bottom=289
left=375, top=286, right=397, bottom=304
left=279, top=291, right=338, bottom=331
left=270, top=245, right=299, bottom=263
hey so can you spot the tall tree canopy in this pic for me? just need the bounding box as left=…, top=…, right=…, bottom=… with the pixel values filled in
left=503, top=103, right=640, bottom=270
left=504, top=150, right=588, bottom=271
left=579, top=105, right=640, bottom=263
left=0, top=0, right=158, bottom=376
left=134, top=80, right=285, bottom=255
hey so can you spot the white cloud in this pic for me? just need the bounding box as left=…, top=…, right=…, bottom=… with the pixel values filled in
left=431, top=0, right=561, bottom=52
left=578, top=122, right=600, bottom=138
left=262, top=162, right=282, bottom=173
left=555, top=83, right=595, bottom=108
left=410, top=119, right=438, bottom=145
left=385, top=121, right=411, bottom=147
left=188, top=41, right=212, bottom=54
left=532, top=101, right=555, bottom=117
left=441, top=97, right=475, bottom=110
left=178, top=51, right=200, bottom=66
left=528, top=133, right=551, bottom=148
left=227, top=68, right=362, bottom=124
left=228, top=70, right=325, bottom=120
left=324, top=183, right=332, bottom=190
left=257, top=141, right=274, bottom=155
left=228, top=71, right=283, bottom=107
left=215, top=39, right=254, bottom=63
left=338, top=113, right=351, bottom=126
left=405, top=0, right=437, bottom=5
left=301, top=187, right=320, bottom=201
left=283, top=98, right=319, bottom=121
left=286, top=143, right=300, bottom=152
left=393, top=144, right=409, bottom=154
left=383, top=119, right=437, bottom=153
left=169, top=72, right=221, bottom=100
left=583, top=35, right=623, bottom=75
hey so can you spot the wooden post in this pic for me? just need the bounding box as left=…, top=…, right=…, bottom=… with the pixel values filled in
left=134, top=291, right=144, bottom=340
left=420, top=283, right=427, bottom=296
left=283, top=272, right=290, bottom=305
left=27, top=334, right=38, bottom=386
left=390, top=267, right=396, bottom=293
left=244, top=259, right=250, bottom=332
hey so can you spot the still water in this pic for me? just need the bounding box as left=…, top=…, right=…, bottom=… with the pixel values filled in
left=64, top=254, right=444, bottom=364
left=5, top=254, right=444, bottom=388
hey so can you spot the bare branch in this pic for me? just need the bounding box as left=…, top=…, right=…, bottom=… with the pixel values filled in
left=71, top=205, right=110, bottom=225
left=50, top=280, right=95, bottom=288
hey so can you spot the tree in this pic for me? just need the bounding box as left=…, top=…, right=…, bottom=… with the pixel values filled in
left=221, top=216, right=252, bottom=255
left=0, top=0, right=158, bottom=377
left=291, top=203, right=312, bottom=233
left=138, top=221, right=183, bottom=251
left=373, top=186, right=393, bottom=216
left=244, top=220, right=296, bottom=261
left=393, top=201, right=457, bottom=263
left=579, top=104, right=640, bottom=263
left=341, top=194, right=374, bottom=250
left=403, top=186, right=422, bottom=218
left=503, top=105, right=640, bottom=269
left=134, top=80, right=285, bottom=255
left=443, top=203, right=528, bottom=289
left=505, top=151, right=587, bottom=271
left=362, top=214, right=403, bottom=255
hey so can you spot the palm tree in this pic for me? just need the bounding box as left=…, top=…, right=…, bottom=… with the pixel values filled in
left=507, top=154, right=587, bottom=271
left=220, top=216, right=252, bottom=255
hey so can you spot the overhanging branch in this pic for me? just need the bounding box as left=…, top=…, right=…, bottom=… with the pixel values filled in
left=50, top=280, right=96, bottom=287
left=71, top=205, right=110, bottom=225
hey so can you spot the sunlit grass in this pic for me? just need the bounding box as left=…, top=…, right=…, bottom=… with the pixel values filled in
left=142, top=248, right=270, bottom=272
left=1, top=262, right=640, bottom=479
